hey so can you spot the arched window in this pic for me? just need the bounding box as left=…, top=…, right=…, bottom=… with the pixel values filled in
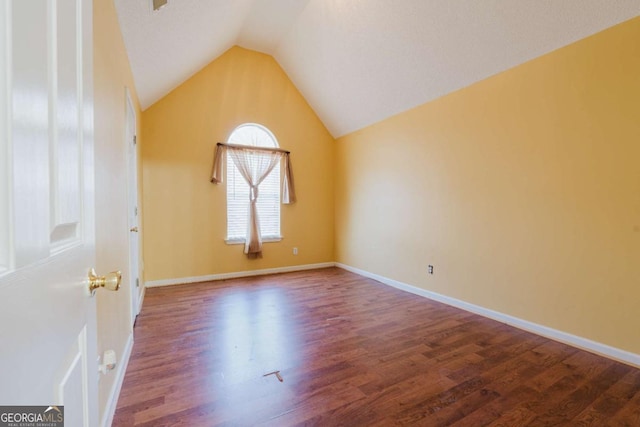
left=226, top=124, right=281, bottom=242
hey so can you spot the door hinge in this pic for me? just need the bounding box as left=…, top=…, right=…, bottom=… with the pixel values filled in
left=136, top=278, right=139, bottom=288
left=133, top=135, right=137, bottom=145
left=134, top=206, right=138, bottom=216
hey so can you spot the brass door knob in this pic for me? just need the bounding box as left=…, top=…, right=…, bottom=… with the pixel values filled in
left=88, top=268, right=122, bottom=296
left=130, top=227, right=139, bottom=232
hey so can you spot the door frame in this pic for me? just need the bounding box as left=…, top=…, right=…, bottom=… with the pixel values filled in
left=125, top=87, right=142, bottom=327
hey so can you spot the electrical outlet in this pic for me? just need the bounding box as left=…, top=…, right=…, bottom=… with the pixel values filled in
left=293, top=247, right=298, bottom=255
left=428, top=265, right=434, bottom=275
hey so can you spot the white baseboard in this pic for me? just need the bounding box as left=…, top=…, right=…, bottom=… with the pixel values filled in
left=336, top=263, right=640, bottom=368
left=101, top=333, right=134, bottom=427
left=145, top=262, right=336, bottom=288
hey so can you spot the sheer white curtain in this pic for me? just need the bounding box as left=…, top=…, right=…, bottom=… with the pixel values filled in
left=211, top=143, right=296, bottom=256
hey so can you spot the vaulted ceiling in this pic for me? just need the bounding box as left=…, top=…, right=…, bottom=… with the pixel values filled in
left=114, top=0, right=640, bottom=137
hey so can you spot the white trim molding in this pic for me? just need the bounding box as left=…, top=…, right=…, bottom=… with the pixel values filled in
left=336, top=263, right=640, bottom=368
left=101, top=333, right=134, bottom=427
left=145, top=262, right=336, bottom=288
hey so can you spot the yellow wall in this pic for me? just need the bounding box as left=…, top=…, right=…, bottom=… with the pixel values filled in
left=94, top=0, right=143, bottom=419
left=142, top=46, right=334, bottom=281
left=335, top=18, right=640, bottom=354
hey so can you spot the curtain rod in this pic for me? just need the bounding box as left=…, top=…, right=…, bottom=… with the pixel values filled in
left=217, top=142, right=290, bottom=154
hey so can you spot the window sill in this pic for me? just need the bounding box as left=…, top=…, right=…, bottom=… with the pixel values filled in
left=225, top=236, right=282, bottom=245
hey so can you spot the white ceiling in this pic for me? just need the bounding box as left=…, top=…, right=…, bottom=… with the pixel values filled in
left=114, top=0, right=640, bottom=137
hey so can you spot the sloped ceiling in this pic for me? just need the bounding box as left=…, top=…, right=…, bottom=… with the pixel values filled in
left=114, top=0, right=640, bottom=137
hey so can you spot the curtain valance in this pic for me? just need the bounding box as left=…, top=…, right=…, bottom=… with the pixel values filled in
left=211, top=143, right=296, bottom=204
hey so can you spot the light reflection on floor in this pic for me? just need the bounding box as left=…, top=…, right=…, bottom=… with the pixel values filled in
left=216, top=285, right=302, bottom=387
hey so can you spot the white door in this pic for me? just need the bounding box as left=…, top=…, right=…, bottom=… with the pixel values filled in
left=125, top=89, right=141, bottom=325
left=0, top=1, right=102, bottom=426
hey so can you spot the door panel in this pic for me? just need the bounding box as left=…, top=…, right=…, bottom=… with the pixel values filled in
left=51, top=0, right=81, bottom=247
left=12, top=0, right=50, bottom=267
left=58, top=330, right=85, bottom=427
left=0, top=1, right=98, bottom=425
left=0, top=1, right=8, bottom=272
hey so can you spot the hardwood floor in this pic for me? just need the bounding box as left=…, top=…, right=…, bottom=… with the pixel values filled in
left=113, top=268, right=640, bottom=426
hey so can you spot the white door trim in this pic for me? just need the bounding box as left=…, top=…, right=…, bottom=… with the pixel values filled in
left=125, top=87, right=141, bottom=327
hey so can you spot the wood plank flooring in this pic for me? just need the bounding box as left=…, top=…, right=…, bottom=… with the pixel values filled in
left=113, top=268, right=640, bottom=426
